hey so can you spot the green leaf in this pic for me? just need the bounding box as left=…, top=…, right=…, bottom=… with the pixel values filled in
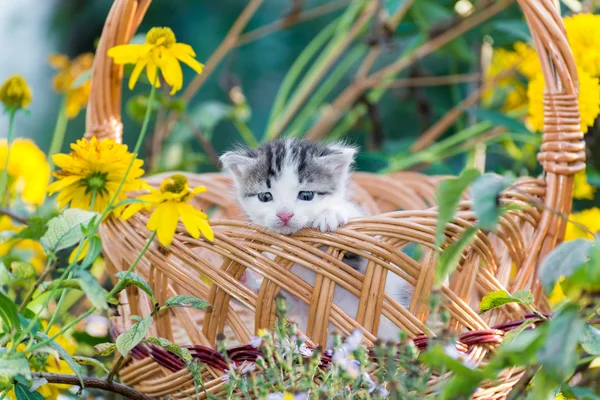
left=488, top=19, right=532, bottom=42
left=0, top=357, right=31, bottom=382
left=11, top=262, right=36, bottom=281
left=435, top=226, right=478, bottom=285
left=15, top=217, right=48, bottom=241
left=116, top=316, right=152, bottom=357
left=581, top=325, right=600, bottom=356
left=470, top=108, right=530, bottom=134
left=80, top=235, right=103, bottom=268
left=35, top=331, right=83, bottom=385
left=73, top=356, right=110, bottom=373
left=74, top=270, right=108, bottom=311
left=538, top=304, right=585, bottom=382
left=0, top=291, right=20, bottom=331
left=471, top=174, right=514, bottom=231
left=14, top=382, right=44, bottom=400
left=93, top=342, right=116, bottom=356
left=435, top=169, right=481, bottom=248
left=37, top=279, right=82, bottom=294
left=164, top=295, right=211, bottom=311
left=144, top=337, right=193, bottom=364
left=479, top=289, right=533, bottom=313
left=538, top=239, right=593, bottom=293
left=71, top=69, right=92, bottom=89
left=562, top=386, right=600, bottom=400
left=114, top=271, right=154, bottom=302
left=40, top=209, right=98, bottom=253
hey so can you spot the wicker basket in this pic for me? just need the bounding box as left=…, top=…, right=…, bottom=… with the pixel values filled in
left=85, top=0, right=585, bottom=398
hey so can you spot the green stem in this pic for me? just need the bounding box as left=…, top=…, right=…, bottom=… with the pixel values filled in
left=25, top=231, right=157, bottom=354
left=0, top=110, right=16, bottom=205
left=99, top=83, right=157, bottom=221
left=47, top=97, right=69, bottom=173
left=233, top=119, right=258, bottom=148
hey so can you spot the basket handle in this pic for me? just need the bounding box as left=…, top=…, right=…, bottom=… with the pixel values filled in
left=85, top=0, right=151, bottom=143
left=84, top=0, right=584, bottom=255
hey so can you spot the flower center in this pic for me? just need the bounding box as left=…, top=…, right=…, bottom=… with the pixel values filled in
left=146, top=27, right=176, bottom=47
left=82, top=172, right=108, bottom=195
left=160, top=174, right=188, bottom=194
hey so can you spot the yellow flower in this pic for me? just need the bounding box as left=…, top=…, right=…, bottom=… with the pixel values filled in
left=0, top=138, right=50, bottom=206
left=574, top=171, right=596, bottom=200
left=564, top=14, right=600, bottom=77
left=564, top=208, right=600, bottom=242
left=49, top=53, right=94, bottom=118
left=122, top=174, right=213, bottom=246
left=513, top=41, right=539, bottom=80
left=47, top=137, right=147, bottom=215
left=107, top=27, right=204, bottom=94
left=527, top=69, right=600, bottom=133
left=483, top=47, right=529, bottom=112
left=0, top=75, right=32, bottom=111
left=0, top=216, right=46, bottom=275
left=5, top=323, right=76, bottom=400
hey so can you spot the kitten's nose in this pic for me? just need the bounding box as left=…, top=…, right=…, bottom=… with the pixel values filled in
left=276, top=211, right=294, bottom=225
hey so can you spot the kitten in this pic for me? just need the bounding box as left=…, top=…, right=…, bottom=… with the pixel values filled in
left=221, top=139, right=412, bottom=344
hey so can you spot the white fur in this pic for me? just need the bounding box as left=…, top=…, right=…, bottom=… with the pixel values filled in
left=221, top=142, right=414, bottom=346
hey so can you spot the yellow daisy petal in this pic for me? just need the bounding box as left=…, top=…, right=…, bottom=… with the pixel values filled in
left=146, top=61, right=160, bottom=88
left=198, top=220, right=214, bottom=242
left=129, top=58, right=148, bottom=90
left=107, top=44, right=150, bottom=64
left=160, top=52, right=183, bottom=94
left=148, top=203, right=179, bottom=246
left=178, top=203, right=200, bottom=239
left=172, top=50, right=204, bottom=76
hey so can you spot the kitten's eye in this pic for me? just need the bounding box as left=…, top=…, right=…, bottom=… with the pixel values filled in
left=257, top=192, right=273, bottom=202
left=298, top=191, right=314, bottom=201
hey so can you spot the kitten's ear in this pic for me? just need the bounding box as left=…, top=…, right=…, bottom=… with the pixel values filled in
left=318, top=145, right=357, bottom=174
left=220, top=152, right=256, bottom=178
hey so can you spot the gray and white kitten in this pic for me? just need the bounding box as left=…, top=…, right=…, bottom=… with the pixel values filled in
left=221, top=139, right=412, bottom=343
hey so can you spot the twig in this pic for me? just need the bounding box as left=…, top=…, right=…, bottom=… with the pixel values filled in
left=237, top=0, right=349, bottom=47
left=306, top=0, right=513, bottom=140
left=180, top=113, right=221, bottom=168
left=380, top=73, right=481, bottom=87
left=32, top=373, right=154, bottom=400
left=0, top=208, right=27, bottom=225
left=107, top=355, right=124, bottom=383
left=18, top=261, right=56, bottom=313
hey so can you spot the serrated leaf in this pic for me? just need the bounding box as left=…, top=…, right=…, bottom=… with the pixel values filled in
left=15, top=217, right=48, bottom=241
left=435, top=169, right=481, bottom=248
left=479, top=289, right=533, bottom=313
left=0, top=357, right=31, bottom=382
left=93, top=342, right=116, bottom=356
left=145, top=337, right=193, bottom=364
left=164, top=295, right=211, bottom=310
left=581, top=325, right=600, bottom=356
left=40, top=209, right=98, bottom=253
left=0, top=291, right=20, bottom=331
left=435, top=226, right=478, bottom=285
left=538, top=304, right=585, bottom=382
left=471, top=174, right=514, bottom=231
left=14, top=382, right=44, bottom=400
left=74, top=270, right=108, bottom=310
left=35, top=331, right=82, bottom=386
left=11, top=262, right=36, bottom=281
left=538, top=239, right=593, bottom=293
left=73, top=356, right=110, bottom=373
left=116, top=316, right=152, bottom=357
left=114, top=271, right=154, bottom=301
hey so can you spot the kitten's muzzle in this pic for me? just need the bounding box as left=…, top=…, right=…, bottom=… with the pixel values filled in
left=276, top=211, right=294, bottom=225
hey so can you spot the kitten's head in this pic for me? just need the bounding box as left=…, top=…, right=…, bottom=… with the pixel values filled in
left=220, top=139, right=356, bottom=234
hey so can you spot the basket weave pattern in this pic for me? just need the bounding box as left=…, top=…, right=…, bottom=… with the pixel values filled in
left=86, top=1, right=585, bottom=398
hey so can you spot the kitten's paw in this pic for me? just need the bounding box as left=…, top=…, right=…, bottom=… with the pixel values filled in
left=312, top=209, right=350, bottom=232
